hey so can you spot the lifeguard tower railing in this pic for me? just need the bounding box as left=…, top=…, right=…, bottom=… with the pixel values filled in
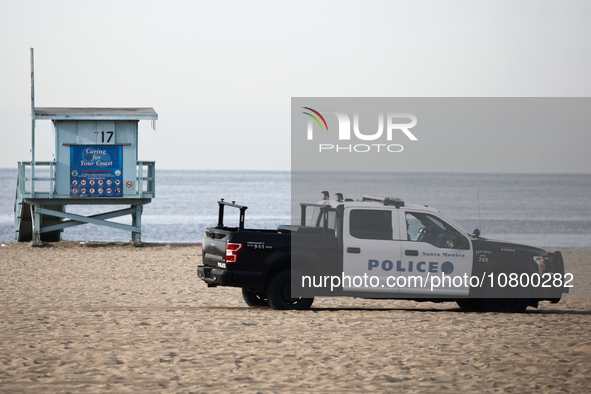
left=15, top=161, right=155, bottom=245
left=16, top=160, right=155, bottom=199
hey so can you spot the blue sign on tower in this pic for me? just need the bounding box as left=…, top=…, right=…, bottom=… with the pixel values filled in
left=70, top=145, right=123, bottom=197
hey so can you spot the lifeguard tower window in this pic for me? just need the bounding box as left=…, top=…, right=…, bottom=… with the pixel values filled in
left=15, top=107, right=158, bottom=247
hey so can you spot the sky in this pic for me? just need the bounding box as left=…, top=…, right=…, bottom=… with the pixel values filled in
left=1, top=0, right=590, bottom=173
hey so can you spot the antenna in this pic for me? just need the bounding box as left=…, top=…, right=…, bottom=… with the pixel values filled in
left=30, top=48, right=36, bottom=196
left=477, top=191, right=482, bottom=231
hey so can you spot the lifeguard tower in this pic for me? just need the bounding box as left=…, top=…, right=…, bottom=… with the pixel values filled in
left=14, top=49, right=157, bottom=246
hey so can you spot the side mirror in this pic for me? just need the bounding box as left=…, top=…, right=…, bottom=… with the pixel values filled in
left=473, top=228, right=480, bottom=238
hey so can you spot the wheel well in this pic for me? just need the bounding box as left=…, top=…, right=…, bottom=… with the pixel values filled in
left=264, top=258, right=291, bottom=289
left=263, top=257, right=320, bottom=290
left=471, top=259, right=535, bottom=298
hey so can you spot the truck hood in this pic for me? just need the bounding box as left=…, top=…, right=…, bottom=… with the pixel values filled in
left=472, top=237, right=548, bottom=256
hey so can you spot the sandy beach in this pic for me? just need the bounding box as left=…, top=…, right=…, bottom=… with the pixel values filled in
left=0, top=242, right=590, bottom=393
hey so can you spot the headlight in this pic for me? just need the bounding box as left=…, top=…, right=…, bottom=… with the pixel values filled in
left=533, top=256, right=545, bottom=273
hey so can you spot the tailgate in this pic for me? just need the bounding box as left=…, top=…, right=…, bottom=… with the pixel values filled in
left=202, top=228, right=230, bottom=268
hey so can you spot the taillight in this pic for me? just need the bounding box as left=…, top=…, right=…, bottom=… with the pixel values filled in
left=225, top=242, right=244, bottom=263
left=534, top=256, right=545, bottom=273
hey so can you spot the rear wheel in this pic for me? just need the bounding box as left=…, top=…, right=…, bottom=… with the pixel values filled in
left=267, top=270, right=314, bottom=310
left=241, top=288, right=269, bottom=307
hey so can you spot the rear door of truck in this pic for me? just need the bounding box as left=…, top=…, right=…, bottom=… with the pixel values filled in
left=342, top=206, right=402, bottom=295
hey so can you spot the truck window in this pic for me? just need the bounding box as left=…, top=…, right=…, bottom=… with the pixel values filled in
left=322, top=210, right=337, bottom=230
left=307, top=207, right=337, bottom=230
left=307, top=207, right=321, bottom=227
left=405, top=212, right=469, bottom=249
left=350, top=209, right=392, bottom=240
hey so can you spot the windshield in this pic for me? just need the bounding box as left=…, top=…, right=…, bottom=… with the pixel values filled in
left=437, top=211, right=471, bottom=235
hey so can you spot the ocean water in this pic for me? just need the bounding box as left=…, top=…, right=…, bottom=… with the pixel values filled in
left=1, top=169, right=590, bottom=249
left=0, top=169, right=291, bottom=244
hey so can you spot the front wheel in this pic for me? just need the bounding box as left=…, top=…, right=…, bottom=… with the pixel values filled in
left=456, top=299, right=483, bottom=310
left=242, top=288, right=269, bottom=307
left=482, top=274, right=530, bottom=313
left=482, top=297, right=529, bottom=313
left=267, top=270, right=314, bottom=310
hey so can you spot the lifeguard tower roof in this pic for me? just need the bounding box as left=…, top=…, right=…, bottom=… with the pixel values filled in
left=35, top=107, right=158, bottom=121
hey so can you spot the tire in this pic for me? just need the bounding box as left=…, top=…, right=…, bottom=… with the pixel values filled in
left=482, top=274, right=530, bottom=313
left=456, top=299, right=483, bottom=310
left=267, top=270, right=314, bottom=310
left=241, top=288, right=269, bottom=307
left=482, top=297, right=529, bottom=313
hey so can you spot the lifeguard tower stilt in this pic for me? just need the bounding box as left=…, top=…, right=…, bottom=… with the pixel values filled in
left=14, top=49, right=157, bottom=246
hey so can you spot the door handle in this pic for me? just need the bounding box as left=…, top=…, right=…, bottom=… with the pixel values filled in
left=347, top=247, right=361, bottom=254
left=405, top=250, right=419, bottom=256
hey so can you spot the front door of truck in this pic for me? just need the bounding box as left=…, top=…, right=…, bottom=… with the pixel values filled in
left=342, top=208, right=401, bottom=295
left=398, top=210, right=473, bottom=297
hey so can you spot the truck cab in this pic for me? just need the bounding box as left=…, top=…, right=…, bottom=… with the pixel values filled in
left=337, top=197, right=473, bottom=297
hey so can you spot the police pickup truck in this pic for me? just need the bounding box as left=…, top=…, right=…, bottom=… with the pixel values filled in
left=197, top=193, right=567, bottom=313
